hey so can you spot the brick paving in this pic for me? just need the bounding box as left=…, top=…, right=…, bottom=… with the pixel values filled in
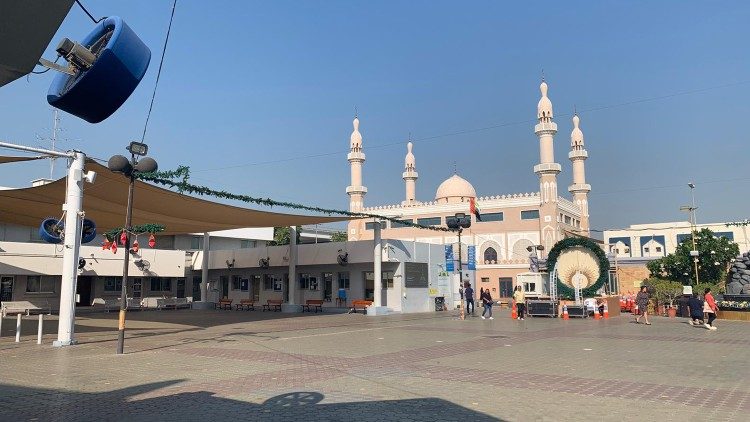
left=0, top=309, right=749, bottom=421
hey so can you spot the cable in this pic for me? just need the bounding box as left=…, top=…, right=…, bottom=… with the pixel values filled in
left=75, top=0, right=106, bottom=24
left=140, top=0, right=177, bottom=143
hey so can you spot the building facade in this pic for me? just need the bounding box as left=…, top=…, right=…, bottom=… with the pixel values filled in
left=346, top=81, right=593, bottom=298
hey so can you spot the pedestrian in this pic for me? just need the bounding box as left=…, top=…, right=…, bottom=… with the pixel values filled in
left=481, top=288, right=494, bottom=320
left=703, top=288, right=718, bottom=330
left=465, top=282, right=475, bottom=315
left=634, top=285, right=651, bottom=325
left=513, top=285, right=526, bottom=320
left=687, top=293, right=704, bottom=326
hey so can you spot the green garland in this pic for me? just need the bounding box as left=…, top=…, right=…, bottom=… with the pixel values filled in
left=546, top=236, right=610, bottom=299
left=103, top=224, right=165, bottom=241
left=136, top=167, right=454, bottom=232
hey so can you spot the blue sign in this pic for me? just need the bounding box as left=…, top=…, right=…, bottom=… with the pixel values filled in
left=445, top=245, right=454, bottom=272
left=467, top=245, right=476, bottom=270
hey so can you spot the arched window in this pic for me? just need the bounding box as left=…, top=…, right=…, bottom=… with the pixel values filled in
left=484, top=247, right=498, bottom=264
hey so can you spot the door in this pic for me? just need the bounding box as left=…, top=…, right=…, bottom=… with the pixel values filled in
left=364, top=271, right=374, bottom=300
left=76, top=276, right=92, bottom=306
left=132, top=278, right=142, bottom=299
left=176, top=278, right=186, bottom=298
left=251, top=276, right=260, bottom=302
left=221, top=276, right=229, bottom=299
left=283, top=275, right=289, bottom=302
left=499, top=277, right=513, bottom=298
left=1, top=276, right=14, bottom=302
left=323, top=273, right=333, bottom=302
left=192, top=276, right=202, bottom=301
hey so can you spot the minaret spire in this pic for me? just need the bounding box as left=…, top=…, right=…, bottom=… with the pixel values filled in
left=402, top=137, right=418, bottom=205
left=346, top=114, right=367, bottom=240
left=569, top=113, right=591, bottom=233
left=533, top=79, right=562, bottom=251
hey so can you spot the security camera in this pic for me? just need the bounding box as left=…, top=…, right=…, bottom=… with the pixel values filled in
left=84, top=171, right=97, bottom=184
left=55, top=37, right=97, bottom=71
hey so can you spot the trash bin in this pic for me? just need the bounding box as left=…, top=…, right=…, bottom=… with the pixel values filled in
left=435, top=296, right=445, bottom=311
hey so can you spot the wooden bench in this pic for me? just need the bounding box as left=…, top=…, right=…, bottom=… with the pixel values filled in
left=349, top=299, right=373, bottom=314
left=302, top=299, right=324, bottom=313
left=262, top=299, right=282, bottom=312
left=1, top=300, right=50, bottom=317
left=215, top=298, right=233, bottom=310
left=235, top=299, right=255, bottom=311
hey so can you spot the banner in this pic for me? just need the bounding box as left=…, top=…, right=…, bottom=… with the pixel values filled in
left=445, top=245, right=454, bottom=272
left=467, top=245, right=476, bottom=270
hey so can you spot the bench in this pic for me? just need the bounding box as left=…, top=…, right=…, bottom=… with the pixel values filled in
left=302, top=299, right=324, bottom=313
left=156, top=297, right=191, bottom=310
left=349, top=299, right=373, bottom=314
left=235, top=299, right=255, bottom=311
left=103, top=298, right=143, bottom=312
left=215, top=298, right=233, bottom=310
left=1, top=301, right=50, bottom=317
left=262, top=299, right=282, bottom=312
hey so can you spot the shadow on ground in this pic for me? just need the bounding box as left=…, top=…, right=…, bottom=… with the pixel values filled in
left=0, top=381, right=502, bottom=421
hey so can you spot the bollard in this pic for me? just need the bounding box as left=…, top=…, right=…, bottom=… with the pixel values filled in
left=16, top=313, right=21, bottom=342
left=37, top=314, right=43, bottom=345
left=0, top=315, right=3, bottom=338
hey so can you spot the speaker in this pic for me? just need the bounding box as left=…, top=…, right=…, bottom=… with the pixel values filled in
left=526, top=300, right=558, bottom=317
left=566, top=304, right=588, bottom=318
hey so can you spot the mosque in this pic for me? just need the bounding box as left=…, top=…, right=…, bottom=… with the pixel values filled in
left=346, top=81, right=593, bottom=299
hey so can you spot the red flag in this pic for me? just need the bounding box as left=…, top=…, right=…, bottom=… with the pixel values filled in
left=470, top=198, right=482, bottom=221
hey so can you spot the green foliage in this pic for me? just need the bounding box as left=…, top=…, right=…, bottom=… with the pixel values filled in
left=103, top=224, right=165, bottom=241
left=547, top=236, right=610, bottom=299
left=646, top=278, right=683, bottom=307
left=267, top=226, right=302, bottom=246
left=646, top=228, right=739, bottom=284
left=330, top=231, right=348, bottom=242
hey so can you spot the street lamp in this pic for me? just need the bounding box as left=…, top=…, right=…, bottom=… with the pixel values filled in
left=108, top=141, right=158, bottom=355
left=680, top=182, right=699, bottom=285
left=446, top=213, right=471, bottom=320
left=526, top=244, right=544, bottom=272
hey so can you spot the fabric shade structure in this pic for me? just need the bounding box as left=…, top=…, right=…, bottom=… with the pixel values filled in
left=0, top=160, right=350, bottom=234
left=0, top=0, right=75, bottom=87
left=0, top=155, right=46, bottom=164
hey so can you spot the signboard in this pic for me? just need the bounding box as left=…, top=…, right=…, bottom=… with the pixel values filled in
left=404, top=262, right=429, bottom=288
left=467, top=245, right=476, bottom=270
left=445, top=245, right=454, bottom=272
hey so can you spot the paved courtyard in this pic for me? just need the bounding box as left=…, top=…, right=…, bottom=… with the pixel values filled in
left=1, top=308, right=749, bottom=421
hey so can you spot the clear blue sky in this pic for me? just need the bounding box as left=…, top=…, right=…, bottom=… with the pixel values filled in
left=1, top=0, right=748, bottom=234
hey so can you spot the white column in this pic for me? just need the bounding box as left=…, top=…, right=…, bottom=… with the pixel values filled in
left=373, top=222, right=382, bottom=307
left=201, top=232, right=209, bottom=301
left=288, top=226, right=297, bottom=304
left=54, top=152, right=85, bottom=347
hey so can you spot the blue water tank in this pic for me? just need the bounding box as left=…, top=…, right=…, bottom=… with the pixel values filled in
left=47, top=17, right=151, bottom=123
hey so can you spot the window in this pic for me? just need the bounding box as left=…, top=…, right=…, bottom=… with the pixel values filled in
left=26, top=276, right=55, bottom=293
left=299, top=273, right=318, bottom=290
left=150, top=277, right=172, bottom=292
left=102, top=276, right=122, bottom=292
left=624, top=247, right=630, bottom=253
left=390, top=219, right=413, bottom=228
left=480, top=212, right=503, bottom=222
left=521, top=210, right=540, bottom=220
left=417, top=217, right=441, bottom=226
left=499, top=278, right=513, bottom=297
left=240, top=239, right=256, bottom=248
left=644, top=247, right=650, bottom=253
left=232, top=275, right=247, bottom=291
left=365, top=222, right=385, bottom=230
left=483, top=247, right=498, bottom=264
left=190, top=236, right=203, bottom=250
left=656, top=246, right=662, bottom=252
left=564, top=215, right=571, bottom=224
left=523, top=282, right=536, bottom=293
left=382, top=271, right=394, bottom=289
left=338, top=272, right=350, bottom=289
left=263, top=274, right=274, bottom=290
left=481, top=277, right=490, bottom=283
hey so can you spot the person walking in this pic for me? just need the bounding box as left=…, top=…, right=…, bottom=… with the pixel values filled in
left=513, top=285, right=526, bottom=320
left=635, top=285, right=651, bottom=325
left=688, top=293, right=704, bottom=326
left=464, top=283, right=475, bottom=316
left=703, top=288, right=718, bottom=330
left=481, top=288, right=494, bottom=320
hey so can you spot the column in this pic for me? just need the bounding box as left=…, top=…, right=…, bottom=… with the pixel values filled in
left=192, top=232, right=213, bottom=309
left=368, top=221, right=388, bottom=315
left=282, top=226, right=302, bottom=312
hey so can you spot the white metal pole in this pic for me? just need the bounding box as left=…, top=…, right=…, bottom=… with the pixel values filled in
left=0, top=315, right=3, bottom=338
left=373, top=222, right=382, bottom=307
left=15, top=314, right=21, bottom=342
left=201, top=233, right=209, bottom=302
left=54, top=151, right=85, bottom=347
left=288, top=226, right=297, bottom=305
left=37, top=314, right=43, bottom=344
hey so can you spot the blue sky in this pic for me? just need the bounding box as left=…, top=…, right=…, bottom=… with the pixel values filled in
left=1, top=0, right=748, bottom=234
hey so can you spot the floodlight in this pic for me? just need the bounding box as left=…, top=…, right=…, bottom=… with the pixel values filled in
left=127, top=141, right=148, bottom=156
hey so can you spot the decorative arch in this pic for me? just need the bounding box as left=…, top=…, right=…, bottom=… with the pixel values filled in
left=511, top=239, right=534, bottom=261
left=483, top=247, right=498, bottom=264
left=546, top=237, right=610, bottom=298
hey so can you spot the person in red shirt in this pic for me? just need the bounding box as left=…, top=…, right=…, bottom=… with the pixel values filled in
left=703, top=287, right=719, bottom=330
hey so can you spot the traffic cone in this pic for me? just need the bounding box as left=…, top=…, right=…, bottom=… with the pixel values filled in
left=562, top=305, right=569, bottom=320
left=594, top=306, right=601, bottom=320
left=603, top=302, right=610, bottom=319
left=511, top=303, right=517, bottom=320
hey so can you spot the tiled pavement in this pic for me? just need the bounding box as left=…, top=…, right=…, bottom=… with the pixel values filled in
left=0, top=309, right=749, bottom=421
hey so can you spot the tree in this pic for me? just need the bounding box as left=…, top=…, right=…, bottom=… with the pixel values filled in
left=268, top=226, right=302, bottom=246
left=647, top=228, right=739, bottom=284
left=330, top=231, right=348, bottom=242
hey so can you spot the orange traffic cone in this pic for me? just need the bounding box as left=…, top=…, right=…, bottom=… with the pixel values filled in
left=594, top=306, right=601, bottom=320
left=603, top=302, right=610, bottom=319
left=562, top=305, right=569, bottom=320
left=511, top=303, right=518, bottom=319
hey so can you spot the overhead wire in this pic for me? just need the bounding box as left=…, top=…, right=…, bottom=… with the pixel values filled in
left=75, top=0, right=106, bottom=24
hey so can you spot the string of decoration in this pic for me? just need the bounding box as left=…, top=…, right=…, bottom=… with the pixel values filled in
left=136, top=167, right=454, bottom=232
left=103, top=224, right=165, bottom=242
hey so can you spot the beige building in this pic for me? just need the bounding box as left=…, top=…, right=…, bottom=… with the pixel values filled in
left=346, top=81, right=593, bottom=299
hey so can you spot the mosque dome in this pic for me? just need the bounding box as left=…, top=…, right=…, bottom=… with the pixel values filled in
left=537, top=81, right=553, bottom=120
left=435, top=174, right=476, bottom=203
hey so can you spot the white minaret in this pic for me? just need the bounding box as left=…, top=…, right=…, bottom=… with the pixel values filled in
left=568, top=113, right=591, bottom=233
left=533, top=80, right=562, bottom=250
left=402, top=140, right=418, bottom=205
left=346, top=115, right=367, bottom=240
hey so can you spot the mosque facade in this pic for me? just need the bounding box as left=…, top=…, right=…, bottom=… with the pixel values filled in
left=346, top=81, right=593, bottom=299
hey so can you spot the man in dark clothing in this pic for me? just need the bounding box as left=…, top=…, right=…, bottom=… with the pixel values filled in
left=688, top=293, right=704, bottom=326
left=464, top=283, right=475, bottom=315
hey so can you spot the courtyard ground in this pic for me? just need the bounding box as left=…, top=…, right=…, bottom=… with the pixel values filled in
left=0, top=308, right=748, bottom=421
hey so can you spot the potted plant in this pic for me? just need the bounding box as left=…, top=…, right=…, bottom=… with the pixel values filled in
left=651, top=279, right=682, bottom=317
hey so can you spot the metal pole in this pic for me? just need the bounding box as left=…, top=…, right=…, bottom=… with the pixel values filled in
left=16, top=314, right=21, bottom=342
left=37, top=314, right=43, bottom=344
left=201, top=233, right=209, bottom=302
left=373, top=222, right=382, bottom=307
left=288, top=226, right=297, bottom=305
left=116, top=165, right=135, bottom=355
left=690, top=187, right=699, bottom=285
left=458, top=228, right=464, bottom=320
